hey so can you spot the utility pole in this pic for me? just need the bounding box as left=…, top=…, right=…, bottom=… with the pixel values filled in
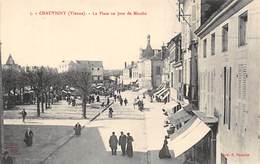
left=0, top=42, right=4, bottom=159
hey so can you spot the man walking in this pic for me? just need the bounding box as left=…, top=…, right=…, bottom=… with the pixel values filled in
left=109, top=132, right=118, bottom=155
left=21, top=109, right=27, bottom=122
left=119, top=131, right=127, bottom=156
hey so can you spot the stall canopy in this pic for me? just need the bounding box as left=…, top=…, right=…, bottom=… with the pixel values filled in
left=160, top=89, right=170, bottom=100
left=168, top=108, right=192, bottom=126
left=170, top=116, right=210, bottom=158
left=153, top=83, right=166, bottom=96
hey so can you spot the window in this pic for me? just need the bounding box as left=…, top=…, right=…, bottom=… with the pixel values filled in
left=156, top=66, right=161, bottom=75
left=171, top=72, right=174, bottom=87
left=203, top=39, right=207, bottom=58
left=211, top=33, right=215, bottom=55
left=224, top=66, right=232, bottom=129
left=178, top=70, right=182, bottom=83
left=92, top=68, right=94, bottom=70
left=97, top=67, right=100, bottom=70
left=222, top=24, right=228, bottom=52
left=239, top=12, right=248, bottom=46
left=97, top=76, right=100, bottom=80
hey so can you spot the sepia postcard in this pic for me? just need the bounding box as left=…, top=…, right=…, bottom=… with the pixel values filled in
left=0, top=0, right=259, bottom=164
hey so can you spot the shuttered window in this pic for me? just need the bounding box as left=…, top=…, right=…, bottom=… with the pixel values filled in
left=211, top=33, right=215, bottom=55
left=224, top=66, right=232, bottom=129
left=222, top=24, right=229, bottom=52
left=239, top=12, right=248, bottom=46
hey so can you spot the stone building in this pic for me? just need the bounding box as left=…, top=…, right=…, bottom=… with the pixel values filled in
left=58, top=60, right=104, bottom=81
left=195, top=0, right=260, bottom=164
left=177, top=0, right=226, bottom=106
left=167, top=33, right=183, bottom=102
left=138, top=35, right=163, bottom=89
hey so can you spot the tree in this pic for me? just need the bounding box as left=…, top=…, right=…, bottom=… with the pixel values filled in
left=2, top=67, right=21, bottom=108
left=63, top=71, right=92, bottom=118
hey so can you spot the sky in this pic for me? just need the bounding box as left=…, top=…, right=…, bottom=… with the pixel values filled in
left=1, top=0, right=180, bottom=69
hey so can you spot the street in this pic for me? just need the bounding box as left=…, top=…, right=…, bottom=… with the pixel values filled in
left=44, top=91, right=147, bottom=164
left=4, top=91, right=184, bottom=164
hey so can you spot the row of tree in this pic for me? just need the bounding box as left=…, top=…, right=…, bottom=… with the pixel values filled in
left=2, top=67, right=92, bottom=118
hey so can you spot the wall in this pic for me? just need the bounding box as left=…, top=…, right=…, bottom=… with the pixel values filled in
left=197, top=1, right=260, bottom=163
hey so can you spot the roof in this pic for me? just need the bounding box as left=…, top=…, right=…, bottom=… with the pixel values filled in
left=167, top=33, right=181, bottom=47
left=6, top=54, right=15, bottom=65
left=192, top=111, right=218, bottom=124
left=195, top=0, right=252, bottom=37
left=75, top=60, right=103, bottom=67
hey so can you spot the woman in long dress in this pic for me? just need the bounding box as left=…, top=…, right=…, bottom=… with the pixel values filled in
left=159, top=136, right=171, bottom=159
left=24, top=128, right=33, bottom=146
left=126, top=133, right=134, bottom=157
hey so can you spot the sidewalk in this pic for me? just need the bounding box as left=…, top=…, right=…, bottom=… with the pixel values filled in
left=143, top=97, right=185, bottom=164
left=4, top=119, right=89, bottom=164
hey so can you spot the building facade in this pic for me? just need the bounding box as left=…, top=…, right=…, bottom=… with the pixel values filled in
left=195, top=0, right=260, bottom=164
left=167, top=33, right=183, bottom=102
left=58, top=60, right=104, bottom=81
left=177, top=0, right=226, bottom=106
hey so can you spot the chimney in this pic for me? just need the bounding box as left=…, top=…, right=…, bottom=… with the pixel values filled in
left=124, top=62, right=127, bottom=68
left=131, top=61, right=134, bottom=66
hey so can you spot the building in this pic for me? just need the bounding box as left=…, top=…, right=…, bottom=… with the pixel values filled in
left=167, top=33, right=183, bottom=102
left=138, top=35, right=163, bottom=89
left=58, top=60, right=76, bottom=73
left=195, top=0, right=260, bottom=164
left=3, top=54, right=22, bottom=71
left=177, top=0, right=226, bottom=106
left=58, top=60, right=104, bottom=81
left=103, top=69, right=122, bottom=83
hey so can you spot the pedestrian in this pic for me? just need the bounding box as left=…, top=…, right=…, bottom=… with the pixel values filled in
left=74, top=122, right=81, bottom=136
left=20, top=109, right=27, bottom=122
left=24, top=128, right=33, bottom=146
left=119, top=131, right=127, bottom=156
left=124, top=98, right=128, bottom=106
left=114, top=94, right=117, bottom=102
left=96, top=95, right=100, bottom=102
left=107, top=98, right=110, bottom=106
left=164, top=98, right=167, bottom=104
left=159, top=136, right=171, bottom=159
left=92, top=95, right=95, bottom=103
left=2, top=151, right=13, bottom=164
left=109, top=132, right=118, bottom=155
left=120, top=98, right=123, bottom=106
left=126, top=132, right=134, bottom=157
left=108, top=107, right=113, bottom=118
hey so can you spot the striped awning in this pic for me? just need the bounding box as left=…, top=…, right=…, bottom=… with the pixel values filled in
left=160, top=89, right=170, bottom=100
left=157, top=88, right=168, bottom=98
left=169, top=116, right=210, bottom=158
left=154, top=84, right=166, bottom=96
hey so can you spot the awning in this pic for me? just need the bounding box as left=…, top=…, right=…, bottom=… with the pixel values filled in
left=160, top=89, right=170, bottom=100
left=154, top=83, right=166, bottom=95
left=154, top=85, right=166, bottom=96
left=168, top=108, right=192, bottom=126
left=157, top=88, right=168, bottom=98
left=170, top=116, right=210, bottom=158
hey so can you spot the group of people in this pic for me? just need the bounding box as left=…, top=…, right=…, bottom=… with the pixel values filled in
left=109, top=132, right=134, bottom=157
left=133, top=96, right=144, bottom=111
